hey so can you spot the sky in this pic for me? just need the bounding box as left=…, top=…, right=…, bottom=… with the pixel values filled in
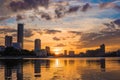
left=0, top=0, right=120, bottom=54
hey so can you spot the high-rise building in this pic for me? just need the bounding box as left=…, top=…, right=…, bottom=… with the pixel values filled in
left=34, top=39, right=41, bottom=52
left=64, top=50, right=67, bottom=56
left=12, top=43, right=21, bottom=49
left=34, top=60, right=41, bottom=77
left=17, top=23, right=24, bottom=49
left=5, top=36, right=12, bottom=47
left=45, top=46, right=50, bottom=56
left=0, top=46, right=5, bottom=51
left=69, top=51, right=75, bottom=56
left=100, top=44, right=105, bottom=55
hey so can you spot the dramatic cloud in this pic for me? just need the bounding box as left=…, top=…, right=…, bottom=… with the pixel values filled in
left=0, top=16, right=11, bottom=22
left=41, top=12, right=51, bottom=20
left=9, top=0, right=49, bottom=12
left=79, top=27, right=120, bottom=48
left=99, top=2, right=116, bottom=9
left=0, top=27, right=17, bottom=34
left=24, top=29, right=34, bottom=37
left=44, top=29, right=61, bottom=34
left=81, top=3, right=92, bottom=12
left=55, top=43, right=66, bottom=47
left=114, top=19, right=120, bottom=26
left=68, top=31, right=82, bottom=35
left=99, top=1, right=120, bottom=10
left=16, top=14, right=25, bottom=21
left=67, top=6, right=80, bottom=13
left=0, top=27, right=34, bottom=38
left=53, top=37, right=61, bottom=41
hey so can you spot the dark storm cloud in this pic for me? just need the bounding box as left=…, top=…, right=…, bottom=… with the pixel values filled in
left=55, top=43, right=66, bottom=47
left=44, top=29, right=62, bottom=34
left=9, top=0, right=49, bottom=12
left=53, top=37, right=61, bottom=41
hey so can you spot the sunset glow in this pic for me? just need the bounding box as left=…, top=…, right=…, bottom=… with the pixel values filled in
left=0, top=0, right=120, bottom=53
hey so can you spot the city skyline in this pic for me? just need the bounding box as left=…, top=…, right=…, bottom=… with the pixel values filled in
left=0, top=0, right=120, bottom=54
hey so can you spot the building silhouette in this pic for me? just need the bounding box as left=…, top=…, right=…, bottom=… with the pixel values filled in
left=4, top=65, right=12, bottom=80
left=100, top=59, right=106, bottom=72
left=45, top=46, right=50, bottom=56
left=86, top=44, right=105, bottom=57
left=0, top=46, right=5, bottom=51
left=100, top=44, right=105, bottom=55
left=69, top=51, right=75, bottom=56
left=5, top=36, right=12, bottom=47
left=34, top=60, right=41, bottom=78
left=12, top=43, right=21, bottom=49
left=4, top=61, right=23, bottom=80
left=64, top=50, right=67, bottom=56
left=34, top=39, right=41, bottom=52
left=17, top=62, right=23, bottom=80
left=17, top=23, right=24, bottom=49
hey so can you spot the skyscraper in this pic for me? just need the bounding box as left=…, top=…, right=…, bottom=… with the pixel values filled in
left=17, top=23, right=24, bottom=49
left=5, top=36, right=12, bottom=47
left=100, top=44, right=105, bottom=55
left=64, top=50, right=67, bottom=56
left=34, top=39, right=41, bottom=51
left=45, top=46, right=50, bottom=56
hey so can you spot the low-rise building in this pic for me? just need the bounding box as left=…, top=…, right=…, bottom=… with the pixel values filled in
left=0, top=46, right=5, bottom=51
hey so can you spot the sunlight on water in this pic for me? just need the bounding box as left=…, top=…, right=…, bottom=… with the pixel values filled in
left=0, top=58, right=120, bottom=80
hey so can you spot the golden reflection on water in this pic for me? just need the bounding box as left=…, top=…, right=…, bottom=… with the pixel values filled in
left=0, top=58, right=120, bottom=80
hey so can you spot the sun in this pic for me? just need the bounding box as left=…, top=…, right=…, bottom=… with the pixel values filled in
left=53, top=48, right=61, bottom=55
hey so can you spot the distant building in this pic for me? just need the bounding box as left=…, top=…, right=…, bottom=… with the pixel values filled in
left=36, top=49, right=47, bottom=57
left=17, top=23, right=24, bottom=49
left=100, top=44, right=105, bottom=55
left=86, top=44, right=105, bottom=57
left=45, top=46, right=50, bottom=56
left=34, top=39, right=41, bottom=52
left=34, top=60, right=41, bottom=77
left=5, top=36, right=12, bottom=47
left=0, top=46, right=5, bottom=51
left=117, top=50, right=120, bottom=56
left=64, top=50, right=67, bottom=56
left=69, top=51, right=75, bottom=56
left=12, top=43, right=21, bottom=49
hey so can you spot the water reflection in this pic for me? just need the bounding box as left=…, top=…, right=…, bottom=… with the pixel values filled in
left=0, top=58, right=120, bottom=80
left=34, top=60, right=41, bottom=78
left=0, top=60, right=23, bottom=80
left=86, top=58, right=106, bottom=72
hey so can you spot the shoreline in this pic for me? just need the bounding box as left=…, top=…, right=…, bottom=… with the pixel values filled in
left=0, top=56, right=120, bottom=59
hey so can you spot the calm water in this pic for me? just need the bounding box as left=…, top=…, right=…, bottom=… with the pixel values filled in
left=0, top=58, right=120, bottom=80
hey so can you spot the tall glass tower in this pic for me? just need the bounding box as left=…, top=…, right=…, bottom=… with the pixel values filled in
left=17, top=23, right=24, bottom=49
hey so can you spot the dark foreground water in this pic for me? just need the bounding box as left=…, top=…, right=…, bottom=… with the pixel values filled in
left=0, top=58, right=120, bottom=80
